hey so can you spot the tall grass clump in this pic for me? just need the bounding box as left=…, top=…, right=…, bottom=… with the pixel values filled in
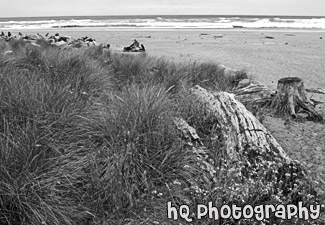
left=109, top=52, right=153, bottom=87
left=0, top=41, right=113, bottom=224
left=77, top=84, right=201, bottom=219
left=107, top=53, right=243, bottom=94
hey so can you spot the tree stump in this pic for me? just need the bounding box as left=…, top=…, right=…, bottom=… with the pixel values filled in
left=271, top=77, right=323, bottom=121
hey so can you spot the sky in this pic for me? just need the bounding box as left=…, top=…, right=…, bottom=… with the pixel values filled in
left=0, top=0, right=324, bottom=18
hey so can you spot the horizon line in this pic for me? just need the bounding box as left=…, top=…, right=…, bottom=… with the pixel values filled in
left=0, top=14, right=325, bottom=19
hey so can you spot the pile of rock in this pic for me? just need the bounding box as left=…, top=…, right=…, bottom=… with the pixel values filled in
left=0, top=31, right=110, bottom=50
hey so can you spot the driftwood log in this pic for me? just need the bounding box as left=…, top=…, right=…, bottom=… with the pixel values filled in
left=123, top=39, right=145, bottom=52
left=270, top=77, right=323, bottom=121
left=169, top=86, right=315, bottom=212
left=173, top=118, right=217, bottom=186
left=233, top=80, right=275, bottom=106
left=191, top=85, right=291, bottom=162
left=306, top=87, right=325, bottom=94
left=185, top=85, right=314, bottom=201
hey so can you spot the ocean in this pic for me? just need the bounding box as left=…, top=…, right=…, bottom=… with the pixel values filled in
left=0, top=15, right=324, bottom=30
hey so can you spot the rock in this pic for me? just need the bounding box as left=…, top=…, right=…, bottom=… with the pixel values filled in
left=315, top=146, right=322, bottom=151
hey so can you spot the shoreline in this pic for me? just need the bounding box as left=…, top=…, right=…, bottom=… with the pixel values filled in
left=2, top=27, right=325, bottom=32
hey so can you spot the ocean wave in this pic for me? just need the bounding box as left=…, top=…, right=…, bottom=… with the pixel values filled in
left=0, top=16, right=324, bottom=29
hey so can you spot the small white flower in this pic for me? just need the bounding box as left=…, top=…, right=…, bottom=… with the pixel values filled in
left=173, top=180, right=181, bottom=185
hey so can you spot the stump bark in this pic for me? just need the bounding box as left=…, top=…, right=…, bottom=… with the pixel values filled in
left=271, top=77, right=323, bottom=121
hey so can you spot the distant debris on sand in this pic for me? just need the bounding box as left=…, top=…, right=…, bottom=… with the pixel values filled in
left=199, top=33, right=208, bottom=36
left=0, top=31, right=111, bottom=50
left=123, top=39, right=145, bottom=52
left=214, top=35, right=223, bottom=39
left=306, top=88, right=325, bottom=95
left=265, top=36, right=274, bottom=39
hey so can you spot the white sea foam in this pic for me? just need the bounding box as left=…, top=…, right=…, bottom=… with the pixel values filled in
left=0, top=16, right=324, bottom=30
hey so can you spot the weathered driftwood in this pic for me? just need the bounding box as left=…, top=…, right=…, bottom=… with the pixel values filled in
left=306, top=88, right=325, bottom=94
left=173, top=117, right=217, bottom=186
left=271, top=77, right=323, bottom=121
left=190, top=85, right=291, bottom=163
left=123, top=39, right=145, bottom=52
left=0, top=32, right=111, bottom=50
left=172, top=86, right=315, bottom=208
left=232, top=79, right=275, bottom=106
left=310, top=98, right=325, bottom=106
left=188, top=85, right=316, bottom=200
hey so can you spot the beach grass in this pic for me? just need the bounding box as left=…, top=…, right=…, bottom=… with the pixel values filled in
left=0, top=39, right=322, bottom=225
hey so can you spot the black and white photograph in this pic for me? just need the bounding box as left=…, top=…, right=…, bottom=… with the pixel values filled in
left=0, top=0, right=324, bottom=224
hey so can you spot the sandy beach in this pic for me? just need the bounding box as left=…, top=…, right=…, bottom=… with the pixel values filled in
left=16, top=28, right=325, bottom=90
